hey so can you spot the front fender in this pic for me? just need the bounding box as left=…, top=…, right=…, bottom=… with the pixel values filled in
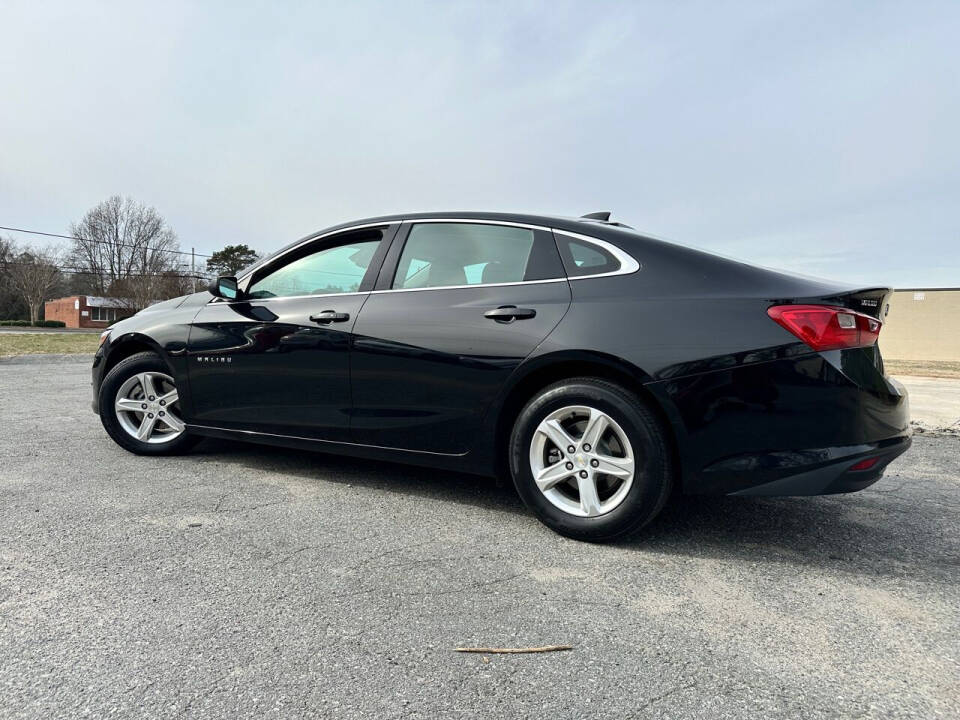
left=93, top=301, right=202, bottom=418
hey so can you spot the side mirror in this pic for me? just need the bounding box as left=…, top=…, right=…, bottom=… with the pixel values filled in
left=209, top=275, right=240, bottom=300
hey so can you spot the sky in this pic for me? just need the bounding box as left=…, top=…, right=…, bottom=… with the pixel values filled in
left=1, top=0, right=957, bottom=287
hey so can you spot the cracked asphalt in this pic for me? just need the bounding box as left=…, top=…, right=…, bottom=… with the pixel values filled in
left=1, top=355, right=958, bottom=719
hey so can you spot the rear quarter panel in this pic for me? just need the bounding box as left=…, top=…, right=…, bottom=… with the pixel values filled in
left=524, top=230, right=907, bottom=493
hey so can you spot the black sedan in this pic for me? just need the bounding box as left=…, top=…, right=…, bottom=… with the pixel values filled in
left=92, top=211, right=911, bottom=541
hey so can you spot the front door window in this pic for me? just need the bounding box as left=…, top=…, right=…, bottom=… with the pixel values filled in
left=247, top=238, right=382, bottom=299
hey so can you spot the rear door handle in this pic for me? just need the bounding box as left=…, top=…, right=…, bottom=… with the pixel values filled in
left=309, top=310, right=350, bottom=324
left=484, top=305, right=537, bottom=322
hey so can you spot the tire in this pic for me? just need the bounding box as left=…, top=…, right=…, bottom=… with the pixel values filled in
left=509, top=377, right=673, bottom=542
left=98, top=351, right=199, bottom=456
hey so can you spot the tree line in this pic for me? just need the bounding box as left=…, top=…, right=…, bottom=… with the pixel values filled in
left=0, top=196, right=261, bottom=323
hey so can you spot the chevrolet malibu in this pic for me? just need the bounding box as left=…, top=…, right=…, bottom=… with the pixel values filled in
left=92, top=211, right=911, bottom=541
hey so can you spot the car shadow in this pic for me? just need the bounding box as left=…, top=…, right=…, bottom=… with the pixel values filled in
left=626, top=487, right=955, bottom=580
left=191, top=437, right=528, bottom=515
left=191, top=439, right=953, bottom=579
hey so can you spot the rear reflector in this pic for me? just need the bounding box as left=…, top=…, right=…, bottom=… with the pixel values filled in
left=767, top=304, right=882, bottom=351
left=849, top=457, right=880, bottom=472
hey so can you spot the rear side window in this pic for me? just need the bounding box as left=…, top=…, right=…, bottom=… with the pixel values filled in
left=555, top=234, right=621, bottom=277
left=393, top=223, right=538, bottom=290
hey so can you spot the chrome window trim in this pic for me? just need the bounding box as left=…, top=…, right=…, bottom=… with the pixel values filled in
left=369, top=277, right=568, bottom=295
left=400, top=217, right=552, bottom=232
left=383, top=219, right=640, bottom=292
left=209, top=217, right=640, bottom=304
left=211, top=290, right=371, bottom=306
left=236, top=221, right=394, bottom=285
left=552, top=229, right=642, bottom=278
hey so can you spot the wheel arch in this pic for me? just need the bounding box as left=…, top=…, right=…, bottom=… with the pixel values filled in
left=102, top=332, right=174, bottom=378
left=483, top=350, right=685, bottom=484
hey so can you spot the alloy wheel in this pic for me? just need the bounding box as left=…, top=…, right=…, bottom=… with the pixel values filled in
left=528, top=405, right=636, bottom=517
left=114, top=371, right=185, bottom=444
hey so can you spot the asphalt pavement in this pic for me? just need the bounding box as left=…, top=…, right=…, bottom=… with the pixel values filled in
left=1, top=355, right=958, bottom=719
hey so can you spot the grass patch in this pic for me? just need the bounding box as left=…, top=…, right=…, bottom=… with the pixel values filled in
left=0, top=333, right=100, bottom=357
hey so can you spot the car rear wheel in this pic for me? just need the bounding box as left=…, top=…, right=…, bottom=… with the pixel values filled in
left=509, top=378, right=673, bottom=542
left=99, top=351, right=199, bottom=455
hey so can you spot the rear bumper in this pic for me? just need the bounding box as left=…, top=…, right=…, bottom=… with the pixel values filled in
left=724, top=434, right=911, bottom=496
left=647, top=347, right=912, bottom=496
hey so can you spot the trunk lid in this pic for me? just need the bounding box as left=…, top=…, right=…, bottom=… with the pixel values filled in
left=791, top=286, right=892, bottom=374
left=815, top=286, right=891, bottom=322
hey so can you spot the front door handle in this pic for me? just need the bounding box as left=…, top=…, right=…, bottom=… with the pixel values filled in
left=484, top=305, right=537, bottom=322
left=309, top=310, right=350, bottom=324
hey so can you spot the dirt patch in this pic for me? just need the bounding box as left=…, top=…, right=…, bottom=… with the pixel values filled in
left=886, top=359, right=960, bottom=379
left=911, top=420, right=960, bottom=438
left=895, top=375, right=960, bottom=432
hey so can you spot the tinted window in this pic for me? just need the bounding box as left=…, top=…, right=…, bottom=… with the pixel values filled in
left=247, top=237, right=381, bottom=299
left=556, top=235, right=620, bottom=277
left=393, top=223, right=536, bottom=289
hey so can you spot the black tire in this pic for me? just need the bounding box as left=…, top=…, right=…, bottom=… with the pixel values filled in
left=509, top=377, right=674, bottom=542
left=98, top=351, right=199, bottom=456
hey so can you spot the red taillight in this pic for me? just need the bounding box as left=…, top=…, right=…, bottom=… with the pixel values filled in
left=849, top=457, right=880, bottom=472
left=767, top=304, right=882, bottom=351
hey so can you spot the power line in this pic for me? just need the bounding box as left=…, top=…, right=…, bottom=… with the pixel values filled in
left=0, top=225, right=212, bottom=258
left=4, top=260, right=208, bottom=280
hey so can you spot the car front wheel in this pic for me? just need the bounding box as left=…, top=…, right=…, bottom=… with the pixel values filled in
left=509, top=378, right=674, bottom=542
left=98, top=351, right=198, bottom=455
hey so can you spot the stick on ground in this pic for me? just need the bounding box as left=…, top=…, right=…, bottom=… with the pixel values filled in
left=454, top=645, right=573, bottom=654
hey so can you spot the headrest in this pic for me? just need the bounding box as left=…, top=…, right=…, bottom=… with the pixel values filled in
left=425, top=259, right=467, bottom=287
left=481, top=261, right=516, bottom=284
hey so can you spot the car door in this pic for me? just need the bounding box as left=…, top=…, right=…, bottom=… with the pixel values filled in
left=349, top=220, right=571, bottom=454
left=186, top=224, right=397, bottom=441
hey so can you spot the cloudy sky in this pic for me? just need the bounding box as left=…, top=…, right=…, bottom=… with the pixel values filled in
left=1, top=1, right=957, bottom=287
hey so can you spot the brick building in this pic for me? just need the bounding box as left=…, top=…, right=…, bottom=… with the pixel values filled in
left=44, top=296, right=132, bottom=329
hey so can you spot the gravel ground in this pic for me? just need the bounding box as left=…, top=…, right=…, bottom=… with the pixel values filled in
left=1, top=355, right=958, bottom=719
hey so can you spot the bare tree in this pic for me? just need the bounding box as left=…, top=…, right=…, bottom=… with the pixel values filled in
left=108, top=268, right=192, bottom=312
left=5, top=242, right=63, bottom=324
left=69, top=196, right=183, bottom=309
left=0, top=236, right=28, bottom=319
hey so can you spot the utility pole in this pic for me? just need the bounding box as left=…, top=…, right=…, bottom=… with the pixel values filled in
left=191, top=247, right=196, bottom=293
